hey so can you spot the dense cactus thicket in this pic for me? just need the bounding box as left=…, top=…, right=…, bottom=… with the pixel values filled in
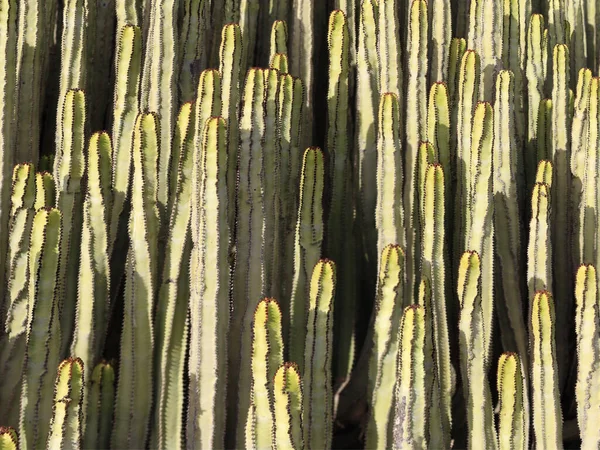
left=2, top=0, right=600, bottom=449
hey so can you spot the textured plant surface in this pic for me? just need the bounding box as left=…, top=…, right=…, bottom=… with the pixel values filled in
left=1, top=0, right=600, bottom=449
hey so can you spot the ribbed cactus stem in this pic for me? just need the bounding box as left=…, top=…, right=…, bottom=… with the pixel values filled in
left=71, top=132, right=112, bottom=381
left=497, top=352, right=528, bottom=450
left=112, top=112, right=160, bottom=449
left=271, top=53, right=289, bottom=73
left=535, top=160, right=553, bottom=186
left=246, top=298, right=284, bottom=449
left=109, top=24, right=142, bottom=252
left=55, top=0, right=88, bottom=155
left=270, top=20, right=288, bottom=60
left=34, top=171, right=55, bottom=209
left=218, top=23, right=243, bottom=232
left=9, top=163, right=35, bottom=219
left=140, top=0, right=178, bottom=221
left=366, top=245, right=404, bottom=449
left=430, top=0, right=451, bottom=83
left=378, top=0, right=402, bottom=97
left=303, top=260, right=335, bottom=450
left=289, top=147, right=324, bottom=369
left=376, top=93, right=405, bottom=261
left=574, top=265, right=600, bottom=450
left=278, top=74, right=304, bottom=306
left=54, top=88, right=86, bottom=357
left=47, top=357, right=84, bottom=449
left=19, top=208, right=62, bottom=450
left=392, top=305, right=428, bottom=449
left=405, top=0, right=428, bottom=299
left=465, top=102, right=495, bottom=364
left=457, top=251, right=497, bottom=450
left=356, top=0, right=379, bottom=270
left=527, top=182, right=552, bottom=299
left=493, top=70, right=529, bottom=368
left=84, top=362, right=115, bottom=449
left=187, top=116, right=230, bottom=449
left=580, top=77, right=598, bottom=265
left=537, top=98, right=553, bottom=161
left=231, top=67, right=270, bottom=447
left=152, top=106, right=195, bottom=450
left=273, top=363, right=303, bottom=450
left=531, top=290, right=563, bottom=449
left=421, top=163, right=451, bottom=445
left=526, top=14, right=547, bottom=186
left=551, top=43, right=571, bottom=389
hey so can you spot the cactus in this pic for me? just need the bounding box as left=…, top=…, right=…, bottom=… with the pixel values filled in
left=0, top=428, right=17, bottom=450
left=303, top=260, right=335, bottom=450
left=47, top=357, right=84, bottom=449
left=84, top=362, right=115, bottom=449
left=273, top=363, right=303, bottom=450
left=497, top=352, right=528, bottom=450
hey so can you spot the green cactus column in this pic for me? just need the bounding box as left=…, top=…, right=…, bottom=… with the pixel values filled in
left=187, top=117, right=230, bottom=449
left=110, top=24, right=142, bottom=252
left=289, top=147, right=324, bottom=369
left=303, top=260, right=335, bottom=450
left=19, top=208, right=62, bottom=450
left=0, top=0, right=17, bottom=310
left=531, top=291, right=563, bottom=450
left=497, top=352, right=528, bottom=450
left=273, top=363, right=303, bottom=450
left=493, top=70, right=529, bottom=368
left=458, top=251, right=498, bottom=450
left=392, top=305, right=429, bottom=449
left=551, top=44, right=572, bottom=390
left=365, top=245, right=404, bottom=449
left=84, top=362, right=115, bottom=449
left=47, top=358, right=84, bottom=449
left=140, top=0, right=178, bottom=222
left=53, top=89, right=86, bottom=356
left=574, top=264, right=600, bottom=450
left=112, top=113, right=160, bottom=449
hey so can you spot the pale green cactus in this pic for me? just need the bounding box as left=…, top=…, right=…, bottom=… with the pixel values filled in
left=466, top=102, right=495, bottom=365
left=218, top=22, right=243, bottom=232
left=578, top=76, right=597, bottom=266
left=570, top=69, right=592, bottom=268
left=497, top=352, right=528, bottom=450
left=378, top=0, right=402, bottom=97
left=404, top=0, right=428, bottom=300
left=427, top=82, right=451, bottom=202
left=365, top=245, right=404, bottom=449
left=421, top=164, right=451, bottom=446
left=535, top=160, right=554, bottom=186
left=71, top=132, right=112, bottom=382
left=531, top=290, right=563, bottom=450
left=34, top=172, right=55, bottom=210
left=493, top=70, right=529, bottom=368
left=187, top=116, right=230, bottom=449
left=526, top=14, right=548, bottom=186
left=19, top=208, right=62, bottom=450
left=246, top=298, right=284, bottom=449
left=273, top=363, right=303, bottom=450
left=47, top=357, right=84, bottom=449
left=140, top=0, right=178, bottom=221
left=9, top=163, right=35, bottom=221
left=574, top=264, right=600, bottom=450
left=392, top=305, right=428, bottom=449
left=55, top=0, right=88, bottom=156
left=54, top=88, right=86, bottom=357
left=457, top=251, right=497, bottom=450
left=84, top=362, right=115, bottom=450
left=109, top=24, right=142, bottom=252
left=112, top=112, right=160, bottom=449
left=429, top=0, right=451, bottom=83
left=355, top=0, right=379, bottom=270
left=270, top=20, right=288, bottom=61
left=271, top=53, right=289, bottom=72
left=0, top=428, right=17, bottom=450
left=303, top=259, right=335, bottom=450
left=278, top=74, right=304, bottom=306
left=551, top=44, right=571, bottom=389
left=376, top=93, right=405, bottom=263
left=527, top=183, right=552, bottom=299
left=289, top=147, right=324, bottom=369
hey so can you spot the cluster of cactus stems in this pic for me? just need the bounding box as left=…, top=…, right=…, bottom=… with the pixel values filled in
left=2, top=0, right=600, bottom=449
